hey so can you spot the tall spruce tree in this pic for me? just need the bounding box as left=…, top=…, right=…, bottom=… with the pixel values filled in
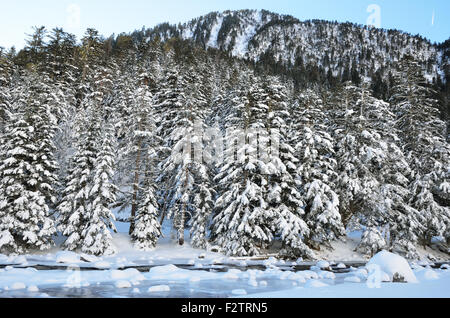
left=390, top=56, right=450, bottom=247
left=0, top=77, right=57, bottom=254
left=293, top=89, right=345, bottom=250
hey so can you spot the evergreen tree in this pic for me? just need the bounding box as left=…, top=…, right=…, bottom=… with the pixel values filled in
left=293, top=89, right=344, bottom=249
left=262, top=78, right=314, bottom=259
left=390, top=56, right=450, bottom=247
left=213, top=73, right=273, bottom=256
left=0, top=85, right=57, bottom=254
left=83, top=123, right=118, bottom=256
left=57, top=107, right=99, bottom=252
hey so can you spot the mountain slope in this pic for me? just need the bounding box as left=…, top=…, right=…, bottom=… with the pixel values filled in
left=139, top=9, right=445, bottom=89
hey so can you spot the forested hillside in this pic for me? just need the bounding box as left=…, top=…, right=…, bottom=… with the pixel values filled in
left=0, top=10, right=448, bottom=260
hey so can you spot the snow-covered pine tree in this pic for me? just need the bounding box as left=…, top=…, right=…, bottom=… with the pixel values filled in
left=27, top=76, right=60, bottom=212
left=381, top=142, right=423, bottom=259
left=129, top=72, right=163, bottom=250
left=59, top=60, right=119, bottom=255
left=83, top=122, right=118, bottom=256
left=190, top=164, right=215, bottom=249
left=212, top=72, right=273, bottom=256
left=132, top=155, right=162, bottom=250
left=156, top=64, right=199, bottom=246
left=261, top=77, right=314, bottom=259
left=331, top=82, right=395, bottom=256
left=186, top=68, right=216, bottom=250
left=293, top=89, right=344, bottom=250
left=0, top=83, right=57, bottom=254
left=390, top=55, right=450, bottom=247
left=0, top=51, right=13, bottom=133
left=119, top=71, right=160, bottom=235
left=58, top=107, right=99, bottom=252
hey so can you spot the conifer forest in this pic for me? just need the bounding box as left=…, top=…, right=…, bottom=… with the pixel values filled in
left=0, top=8, right=449, bottom=300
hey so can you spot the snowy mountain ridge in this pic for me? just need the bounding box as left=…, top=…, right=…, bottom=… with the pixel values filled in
left=141, top=9, right=446, bottom=87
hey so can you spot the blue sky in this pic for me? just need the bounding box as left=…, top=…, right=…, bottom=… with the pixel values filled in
left=0, top=0, right=449, bottom=49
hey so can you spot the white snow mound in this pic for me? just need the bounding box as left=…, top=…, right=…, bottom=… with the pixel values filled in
left=316, top=260, right=330, bottom=269
left=367, top=251, right=418, bottom=283
left=115, top=280, right=132, bottom=288
left=56, top=251, right=80, bottom=264
left=111, top=268, right=146, bottom=281
left=149, top=264, right=179, bottom=275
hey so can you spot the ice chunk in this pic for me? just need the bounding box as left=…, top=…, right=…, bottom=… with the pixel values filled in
left=27, top=285, right=39, bottom=292
left=148, top=285, right=170, bottom=292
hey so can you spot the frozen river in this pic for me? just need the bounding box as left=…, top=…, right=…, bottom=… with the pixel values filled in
left=0, top=263, right=365, bottom=298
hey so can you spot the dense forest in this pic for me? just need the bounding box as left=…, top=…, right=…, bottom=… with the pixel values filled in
left=0, top=10, right=449, bottom=260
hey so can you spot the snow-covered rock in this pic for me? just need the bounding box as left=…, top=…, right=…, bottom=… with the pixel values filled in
left=367, top=251, right=418, bottom=283
left=316, top=260, right=331, bottom=269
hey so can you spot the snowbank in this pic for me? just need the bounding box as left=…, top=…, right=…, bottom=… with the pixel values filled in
left=367, top=251, right=418, bottom=283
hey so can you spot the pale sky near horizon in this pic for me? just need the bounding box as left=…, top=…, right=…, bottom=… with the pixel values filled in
left=0, top=0, right=449, bottom=50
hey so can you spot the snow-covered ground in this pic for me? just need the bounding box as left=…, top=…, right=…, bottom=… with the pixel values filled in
left=0, top=222, right=449, bottom=298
